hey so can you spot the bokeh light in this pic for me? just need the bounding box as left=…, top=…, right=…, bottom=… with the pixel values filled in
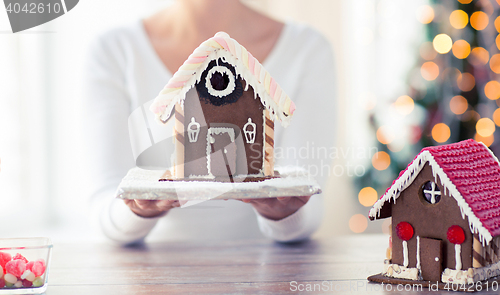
left=457, top=73, right=475, bottom=92
left=497, top=35, right=500, bottom=51
left=469, top=47, right=490, bottom=65
left=452, top=40, right=471, bottom=59
left=416, top=5, right=435, bottom=24
left=394, top=95, right=415, bottom=115
left=470, top=11, right=489, bottom=30
left=372, top=151, right=391, bottom=171
left=457, top=0, right=472, bottom=3
left=376, top=126, right=395, bottom=145
left=490, top=54, right=500, bottom=73
left=433, top=34, right=453, bottom=54
left=450, top=95, right=468, bottom=114
left=420, top=42, right=438, bottom=60
left=349, top=214, right=368, bottom=234
left=450, top=10, right=468, bottom=29
left=476, top=118, right=495, bottom=137
left=432, top=123, right=451, bottom=143
left=475, top=133, right=494, bottom=147
left=358, top=187, right=378, bottom=207
left=496, top=16, right=500, bottom=33
left=388, top=142, right=405, bottom=153
left=485, top=81, right=500, bottom=100
left=421, top=61, right=439, bottom=81
left=493, top=109, right=500, bottom=126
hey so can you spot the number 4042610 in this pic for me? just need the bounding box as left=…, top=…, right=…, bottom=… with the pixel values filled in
left=6, top=2, right=62, bottom=14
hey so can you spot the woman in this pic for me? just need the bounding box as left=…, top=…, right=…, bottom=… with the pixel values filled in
left=84, top=0, right=336, bottom=244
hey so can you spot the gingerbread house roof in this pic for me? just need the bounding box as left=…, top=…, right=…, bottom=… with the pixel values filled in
left=149, top=32, right=295, bottom=127
left=369, top=139, right=500, bottom=245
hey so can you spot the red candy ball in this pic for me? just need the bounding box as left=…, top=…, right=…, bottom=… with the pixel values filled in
left=396, top=222, right=414, bottom=241
left=27, top=259, right=46, bottom=277
left=447, top=225, right=465, bottom=244
left=0, top=252, right=11, bottom=271
left=12, top=253, right=28, bottom=263
left=22, top=279, right=33, bottom=287
left=5, top=259, right=26, bottom=278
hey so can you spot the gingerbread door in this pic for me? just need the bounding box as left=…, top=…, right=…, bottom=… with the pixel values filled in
left=207, top=128, right=236, bottom=177
left=420, top=237, right=443, bottom=281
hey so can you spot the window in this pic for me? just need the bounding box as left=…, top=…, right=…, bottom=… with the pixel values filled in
left=422, top=181, right=441, bottom=204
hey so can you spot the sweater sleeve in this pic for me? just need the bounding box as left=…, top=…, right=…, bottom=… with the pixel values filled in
left=254, top=25, right=337, bottom=242
left=83, top=31, right=160, bottom=245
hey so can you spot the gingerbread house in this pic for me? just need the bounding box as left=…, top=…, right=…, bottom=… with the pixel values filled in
left=149, top=32, right=295, bottom=181
left=369, top=139, right=500, bottom=284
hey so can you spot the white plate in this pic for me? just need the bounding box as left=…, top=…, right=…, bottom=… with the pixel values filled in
left=116, top=166, right=321, bottom=200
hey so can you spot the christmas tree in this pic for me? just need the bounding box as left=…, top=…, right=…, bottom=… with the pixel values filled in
left=354, top=0, right=500, bottom=233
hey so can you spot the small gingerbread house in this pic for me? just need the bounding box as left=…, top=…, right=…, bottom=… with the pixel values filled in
left=369, top=139, right=500, bottom=284
left=150, top=32, right=295, bottom=180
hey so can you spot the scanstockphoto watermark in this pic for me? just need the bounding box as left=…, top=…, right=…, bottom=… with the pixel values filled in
left=281, top=160, right=366, bottom=178
left=274, top=143, right=378, bottom=162
left=289, top=281, right=424, bottom=292
left=3, top=0, right=79, bottom=33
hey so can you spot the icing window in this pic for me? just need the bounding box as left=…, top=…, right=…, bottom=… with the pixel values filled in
left=196, top=59, right=243, bottom=106
left=206, top=66, right=236, bottom=97
left=422, top=181, right=441, bottom=204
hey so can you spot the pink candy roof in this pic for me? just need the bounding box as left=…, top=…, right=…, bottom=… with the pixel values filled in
left=150, top=32, right=296, bottom=127
left=369, top=139, right=500, bottom=245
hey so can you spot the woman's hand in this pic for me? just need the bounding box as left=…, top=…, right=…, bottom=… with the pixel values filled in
left=241, top=196, right=311, bottom=221
left=123, top=199, right=180, bottom=218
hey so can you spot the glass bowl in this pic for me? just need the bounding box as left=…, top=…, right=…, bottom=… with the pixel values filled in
left=0, top=238, right=52, bottom=294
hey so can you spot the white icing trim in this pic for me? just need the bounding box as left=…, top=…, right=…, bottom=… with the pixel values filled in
left=442, top=261, right=500, bottom=285
left=243, top=118, right=256, bottom=144
left=206, top=131, right=214, bottom=178
left=481, top=141, right=500, bottom=165
left=156, top=49, right=291, bottom=126
left=416, top=236, right=421, bottom=270
left=403, top=241, right=409, bottom=267
left=205, top=66, right=236, bottom=98
left=383, top=263, right=420, bottom=281
left=187, top=117, right=200, bottom=143
left=369, top=150, right=494, bottom=245
left=455, top=244, right=462, bottom=270
left=442, top=268, right=474, bottom=285
left=205, top=127, right=236, bottom=178
left=209, top=127, right=235, bottom=142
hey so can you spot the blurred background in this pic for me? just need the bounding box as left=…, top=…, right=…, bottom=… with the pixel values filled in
left=0, top=0, right=498, bottom=241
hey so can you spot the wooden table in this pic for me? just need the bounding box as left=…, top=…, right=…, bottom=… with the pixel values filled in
left=45, top=235, right=500, bottom=294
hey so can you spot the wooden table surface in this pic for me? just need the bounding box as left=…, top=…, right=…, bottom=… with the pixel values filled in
left=45, top=235, right=500, bottom=294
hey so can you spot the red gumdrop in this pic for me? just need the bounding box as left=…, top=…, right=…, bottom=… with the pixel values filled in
left=5, top=260, right=26, bottom=278
left=396, top=222, right=414, bottom=241
left=447, top=225, right=465, bottom=244
left=22, top=279, right=32, bottom=287
left=0, top=278, right=5, bottom=288
left=12, top=253, right=28, bottom=264
left=30, top=260, right=46, bottom=277
left=0, top=252, right=11, bottom=270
